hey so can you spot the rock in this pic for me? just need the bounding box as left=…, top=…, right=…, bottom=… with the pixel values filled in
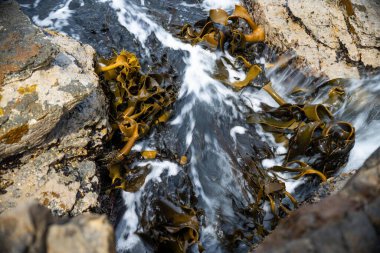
left=243, top=0, right=380, bottom=79
left=253, top=147, right=380, bottom=253
left=0, top=201, right=52, bottom=253
left=0, top=201, right=115, bottom=253
left=0, top=1, right=110, bottom=216
left=307, top=171, right=356, bottom=203
left=47, top=214, right=115, bottom=253
left=0, top=1, right=55, bottom=87
left=0, top=0, right=99, bottom=159
left=0, top=135, right=107, bottom=215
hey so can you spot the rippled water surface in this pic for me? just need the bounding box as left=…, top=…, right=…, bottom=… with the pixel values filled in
left=18, top=0, right=380, bottom=252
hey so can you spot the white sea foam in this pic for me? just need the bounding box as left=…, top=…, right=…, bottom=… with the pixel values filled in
left=343, top=122, right=380, bottom=171
left=33, top=0, right=42, bottom=8
left=201, top=0, right=241, bottom=11
left=341, top=76, right=380, bottom=172
left=32, top=0, right=75, bottom=33
left=230, top=126, right=247, bottom=144
left=116, top=160, right=180, bottom=251
left=179, top=2, right=199, bottom=8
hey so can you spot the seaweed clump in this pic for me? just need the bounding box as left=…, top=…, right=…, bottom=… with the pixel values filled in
left=98, top=51, right=202, bottom=252
left=97, top=50, right=176, bottom=162
left=179, top=5, right=264, bottom=53
left=249, top=79, right=355, bottom=180
left=179, top=5, right=265, bottom=91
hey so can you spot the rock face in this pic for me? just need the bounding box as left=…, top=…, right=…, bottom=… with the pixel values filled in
left=0, top=1, right=110, bottom=216
left=254, top=147, right=380, bottom=253
left=0, top=0, right=99, bottom=158
left=0, top=201, right=115, bottom=253
left=307, top=171, right=356, bottom=203
left=244, top=0, right=380, bottom=79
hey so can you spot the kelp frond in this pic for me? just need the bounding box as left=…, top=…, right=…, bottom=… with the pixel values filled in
left=179, top=5, right=265, bottom=53
left=248, top=80, right=355, bottom=181
left=97, top=50, right=176, bottom=162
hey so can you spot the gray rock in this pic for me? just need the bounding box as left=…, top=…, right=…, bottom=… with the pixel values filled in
left=243, top=0, right=380, bottom=79
left=0, top=201, right=115, bottom=253
left=0, top=0, right=56, bottom=85
left=47, top=215, right=115, bottom=253
left=0, top=134, right=106, bottom=215
left=254, top=147, right=380, bottom=253
left=0, top=202, right=52, bottom=253
left=0, top=0, right=110, bottom=216
left=308, top=171, right=355, bottom=203
left=0, top=0, right=100, bottom=159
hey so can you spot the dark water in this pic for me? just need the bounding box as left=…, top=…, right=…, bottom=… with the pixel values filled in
left=18, top=0, right=380, bottom=252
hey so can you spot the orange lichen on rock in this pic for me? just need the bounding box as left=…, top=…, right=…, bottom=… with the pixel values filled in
left=0, top=124, right=29, bottom=144
left=17, top=84, right=38, bottom=95
left=0, top=32, right=42, bottom=86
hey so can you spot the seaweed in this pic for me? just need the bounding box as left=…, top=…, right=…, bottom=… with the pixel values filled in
left=179, top=5, right=265, bottom=53
left=141, top=198, right=200, bottom=253
left=95, top=5, right=357, bottom=251
left=178, top=5, right=265, bottom=91
left=237, top=156, right=297, bottom=225
left=97, top=51, right=203, bottom=252
left=248, top=80, right=355, bottom=179
left=97, top=50, right=176, bottom=163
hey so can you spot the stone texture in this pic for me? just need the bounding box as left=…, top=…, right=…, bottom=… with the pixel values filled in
left=47, top=215, right=115, bottom=253
left=244, top=0, right=380, bottom=79
left=0, top=201, right=115, bottom=253
left=0, top=1, right=56, bottom=86
left=0, top=102, right=109, bottom=215
left=253, top=147, right=380, bottom=253
left=0, top=0, right=99, bottom=159
left=0, top=1, right=110, bottom=216
left=308, top=171, right=355, bottom=203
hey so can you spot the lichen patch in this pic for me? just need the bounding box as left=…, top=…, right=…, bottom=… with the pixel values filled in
left=0, top=124, right=29, bottom=144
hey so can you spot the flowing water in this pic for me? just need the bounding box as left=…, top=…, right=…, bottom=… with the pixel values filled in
left=19, top=0, right=380, bottom=252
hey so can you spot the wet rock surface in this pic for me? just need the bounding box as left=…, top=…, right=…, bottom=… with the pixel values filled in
left=0, top=0, right=55, bottom=86
left=17, top=0, right=203, bottom=70
left=0, top=1, right=110, bottom=216
left=0, top=201, right=115, bottom=253
left=307, top=171, right=356, bottom=203
left=254, top=147, right=380, bottom=253
left=244, top=0, right=380, bottom=79
left=0, top=0, right=100, bottom=159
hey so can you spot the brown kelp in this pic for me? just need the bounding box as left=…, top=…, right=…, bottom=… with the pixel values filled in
left=179, top=5, right=264, bottom=91
left=140, top=197, right=200, bottom=253
left=248, top=80, right=355, bottom=180
left=98, top=51, right=202, bottom=252
left=238, top=156, right=298, bottom=232
left=97, top=50, right=178, bottom=192
left=110, top=160, right=200, bottom=253
left=179, top=5, right=264, bottom=53
left=212, top=57, right=262, bottom=91
left=97, top=50, right=176, bottom=163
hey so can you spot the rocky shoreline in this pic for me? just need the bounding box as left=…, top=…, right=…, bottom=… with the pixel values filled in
left=0, top=0, right=110, bottom=216
left=254, top=147, right=380, bottom=253
left=0, top=0, right=379, bottom=252
left=0, top=1, right=116, bottom=250
left=244, top=0, right=380, bottom=79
